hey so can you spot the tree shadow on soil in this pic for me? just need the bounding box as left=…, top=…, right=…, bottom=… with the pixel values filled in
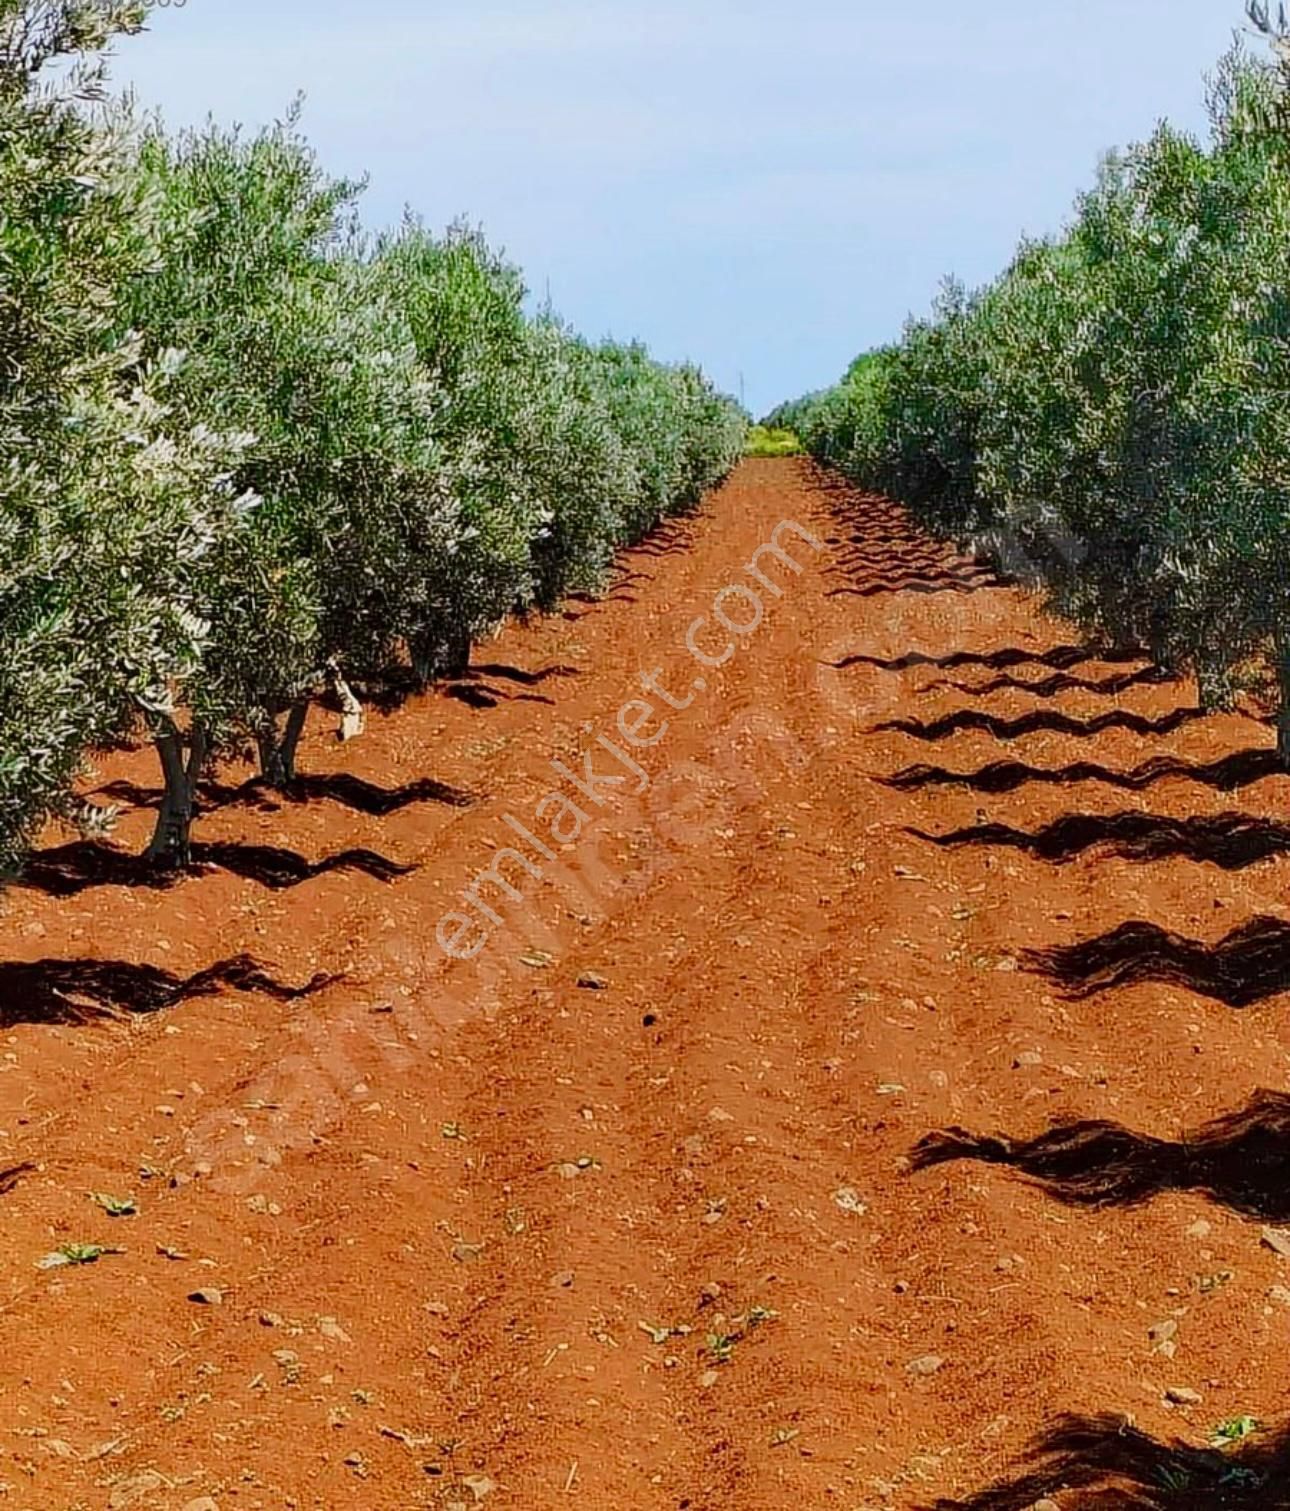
left=471, top=662, right=579, bottom=687
left=1020, top=915, right=1290, bottom=1007
left=95, top=771, right=476, bottom=817
left=910, top=1088, right=1290, bottom=1220
left=18, top=841, right=415, bottom=897
left=908, top=811, right=1290, bottom=870
left=828, top=645, right=1144, bottom=674
left=442, top=681, right=557, bottom=709
left=0, top=955, right=336, bottom=1028
left=928, top=1413, right=1290, bottom=1510
left=358, top=658, right=575, bottom=715
left=920, top=664, right=1177, bottom=699
left=621, top=519, right=700, bottom=559
left=873, top=706, right=1211, bottom=742
left=825, top=570, right=1008, bottom=599
left=879, top=748, right=1286, bottom=797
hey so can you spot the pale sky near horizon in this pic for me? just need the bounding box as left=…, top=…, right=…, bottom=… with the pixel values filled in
left=112, top=1, right=1245, bottom=417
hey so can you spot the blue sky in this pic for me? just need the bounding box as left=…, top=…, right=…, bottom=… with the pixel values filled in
left=113, top=0, right=1245, bottom=417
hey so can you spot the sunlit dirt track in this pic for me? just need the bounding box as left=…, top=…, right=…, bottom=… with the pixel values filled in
left=3, top=458, right=1289, bottom=1508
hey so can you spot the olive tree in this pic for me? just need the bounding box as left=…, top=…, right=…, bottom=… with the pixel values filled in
left=0, top=1, right=251, bottom=875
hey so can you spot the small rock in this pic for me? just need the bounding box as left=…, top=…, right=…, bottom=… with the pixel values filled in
left=461, top=1473, right=496, bottom=1502
left=906, top=1354, right=944, bottom=1377
left=1186, top=1219, right=1212, bottom=1240
left=576, top=972, right=608, bottom=990
left=109, top=1472, right=167, bottom=1508
left=1148, top=1319, right=1178, bottom=1358
left=557, top=1163, right=581, bottom=1180
left=1269, top=1286, right=1290, bottom=1307
left=259, top=1311, right=283, bottom=1327
left=1262, top=1226, right=1290, bottom=1259
left=318, top=1316, right=352, bottom=1343
left=1013, top=1052, right=1042, bottom=1069
left=1165, top=1386, right=1202, bottom=1406
left=550, top=1270, right=575, bottom=1289
left=699, top=1369, right=719, bottom=1388
left=833, top=1187, right=867, bottom=1216
left=699, top=1282, right=722, bottom=1305
left=181, top=1499, right=221, bottom=1511
left=188, top=1288, right=223, bottom=1306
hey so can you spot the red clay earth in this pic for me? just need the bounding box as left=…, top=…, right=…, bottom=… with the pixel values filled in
left=2, top=458, right=1289, bottom=1510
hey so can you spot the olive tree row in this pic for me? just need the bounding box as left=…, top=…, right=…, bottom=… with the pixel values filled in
left=0, top=5, right=746, bottom=875
left=778, top=28, right=1290, bottom=756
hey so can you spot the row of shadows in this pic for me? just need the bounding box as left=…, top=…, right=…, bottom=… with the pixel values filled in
left=23, top=685, right=494, bottom=898
left=820, top=477, right=1011, bottom=602
left=0, top=661, right=568, bottom=1024
left=824, top=484, right=1290, bottom=1507
left=911, top=1091, right=1290, bottom=1507
left=850, top=642, right=1290, bottom=1006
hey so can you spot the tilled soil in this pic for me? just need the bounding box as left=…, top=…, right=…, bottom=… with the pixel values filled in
left=2, top=457, right=1289, bottom=1509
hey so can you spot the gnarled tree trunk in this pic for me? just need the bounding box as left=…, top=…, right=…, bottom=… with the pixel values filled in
left=146, top=720, right=207, bottom=869
left=256, top=701, right=310, bottom=789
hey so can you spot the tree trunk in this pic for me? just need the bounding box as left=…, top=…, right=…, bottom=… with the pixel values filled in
left=410, top=623, right=472, bottom=686
left=1278, top=630, right=1290, bottom=769
left=256, top=702, right=309, bottom=789
left=410, top=631, right=438, bottom=688
left=146, top=721, right=207, bottom=869
left=326, top=660, right=364, bottom=743
left=444, top=623, right=471, bottom=680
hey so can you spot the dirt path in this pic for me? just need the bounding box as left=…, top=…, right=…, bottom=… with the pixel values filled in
left=3, top=458, right=1290, bottom=1509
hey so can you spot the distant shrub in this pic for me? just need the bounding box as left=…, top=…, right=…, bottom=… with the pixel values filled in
left=745, top=425, right=803, bottom=457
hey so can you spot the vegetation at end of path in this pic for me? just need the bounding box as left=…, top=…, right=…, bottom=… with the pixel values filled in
left=744, top=424, right=803, bottom=457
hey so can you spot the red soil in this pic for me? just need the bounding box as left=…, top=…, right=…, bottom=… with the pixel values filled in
left=2, top=458, right=1288, bottom=1509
